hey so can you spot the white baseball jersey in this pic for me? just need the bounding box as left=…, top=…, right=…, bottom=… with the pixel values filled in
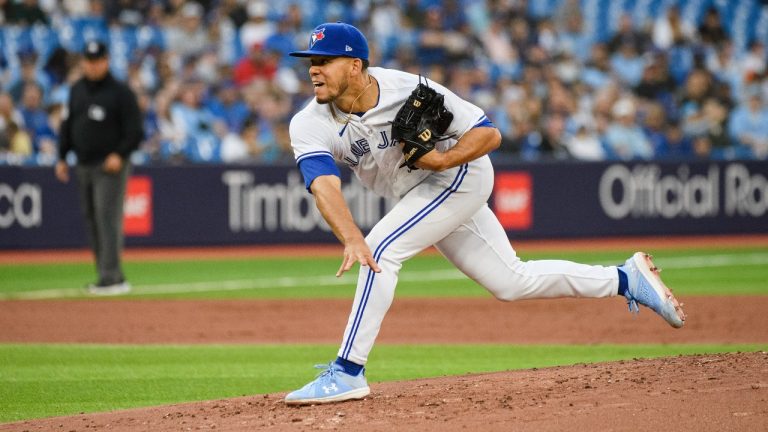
left=290, top=67, right=489, bottom=198
left=290, top=67, right=620, bottom=366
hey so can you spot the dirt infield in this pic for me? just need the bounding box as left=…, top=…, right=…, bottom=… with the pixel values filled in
left=1, top=297, right=767, bottom=345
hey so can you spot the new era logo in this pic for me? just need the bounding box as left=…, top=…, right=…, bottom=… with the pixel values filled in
left=345, top=45, right=353, bottom=52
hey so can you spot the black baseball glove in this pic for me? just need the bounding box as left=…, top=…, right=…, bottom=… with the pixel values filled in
left=391, top=81, right=454, bottom=170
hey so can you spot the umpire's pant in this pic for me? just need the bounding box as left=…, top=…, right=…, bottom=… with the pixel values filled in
left=75, top=162, right=130, bottom=286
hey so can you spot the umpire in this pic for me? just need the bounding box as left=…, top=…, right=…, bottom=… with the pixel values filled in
left=55, top=41, right=143, bottom=295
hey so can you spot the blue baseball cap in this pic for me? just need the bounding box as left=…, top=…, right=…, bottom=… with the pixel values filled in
left=289, top=22, right=369, bottom=61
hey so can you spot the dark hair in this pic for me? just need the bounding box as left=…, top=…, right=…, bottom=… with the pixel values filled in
left=242, top=114, right=260, bottom=131
left=361, top=59, right=369, bottom=70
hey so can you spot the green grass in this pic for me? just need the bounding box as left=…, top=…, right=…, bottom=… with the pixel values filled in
left=1, top=343, right=765, bottom=423
left=1, top=247, right=767, bottom=299
left=1, top=244, right=766, bottom=422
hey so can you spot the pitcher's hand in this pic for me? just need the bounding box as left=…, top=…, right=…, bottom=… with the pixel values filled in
left=337, top=237, right=381, bottom=277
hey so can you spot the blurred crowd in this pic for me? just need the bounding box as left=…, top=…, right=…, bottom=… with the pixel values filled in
left=1, top=0, right=768, bottom=167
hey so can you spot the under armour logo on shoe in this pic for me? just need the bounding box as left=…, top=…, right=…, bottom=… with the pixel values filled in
left=322, top=383, right=338, bottom=394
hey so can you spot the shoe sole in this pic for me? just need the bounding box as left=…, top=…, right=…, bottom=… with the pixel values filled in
left=86, top=284, right=131, bottom=296
left=632, top=252, right=686, bottom=328
left=284, top=386, right=371, bottom=406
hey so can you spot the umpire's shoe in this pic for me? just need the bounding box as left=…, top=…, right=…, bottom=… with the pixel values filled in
left=620, top=252, right=686, bottom=328
left=87, top=281, right=131, bottom=296
left=285, top=362, right=370, bottom=405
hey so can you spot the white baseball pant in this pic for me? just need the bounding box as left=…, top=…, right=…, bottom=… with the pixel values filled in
left=338, top=156, right=619, bottom=365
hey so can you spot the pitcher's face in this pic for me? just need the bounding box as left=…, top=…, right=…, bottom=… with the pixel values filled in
left=308, top=56, right=356, bottom=104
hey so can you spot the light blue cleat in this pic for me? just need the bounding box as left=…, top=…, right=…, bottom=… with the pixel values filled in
left=285, top=362, right=370, bottom=405
left=620, top=252, right=686, bottom=328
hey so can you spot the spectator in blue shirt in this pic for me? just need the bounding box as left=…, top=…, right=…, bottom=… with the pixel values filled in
left=6, top=54, right=51, bottom=104
left=728, top=89, right=768, bottom=159
left=263, top=15, right=299, bottom=67
left=133, top=90, right=162, bottom=164
left=604, top=97, right=653, bottom=160
left=557, top=12, right=592, bottom=62
left=581, top=43, right=612, bottom=90
left=610, top=41, right=646, bottom=87
left=18, top=83, right=54, bottom=156
left=416, top=6, right=449, bottom=67
left=656, top=121, right=693, bottom=160
left=207, top=80, right=250, bottom=134
left=642, top=102, right=670, bottom=154
left=169, top=81, right=226, bottom=163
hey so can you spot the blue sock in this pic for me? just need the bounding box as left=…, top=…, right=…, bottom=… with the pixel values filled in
left=335, top=357, right=364, bottom=376
left=617, top=268, right=628, bottom=296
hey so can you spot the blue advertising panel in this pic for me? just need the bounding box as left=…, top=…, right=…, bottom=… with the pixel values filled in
left=1, top=160, right=766, bottom=249
left=490, top=160, right=768, bottom=238
left=0, top=164, right=395, bottom=248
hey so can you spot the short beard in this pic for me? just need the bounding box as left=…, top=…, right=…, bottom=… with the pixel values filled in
left=316, top=78, right=348, bottom=106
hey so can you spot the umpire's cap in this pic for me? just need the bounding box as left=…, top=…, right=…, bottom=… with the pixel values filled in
left=289, top=22, right=369, bottom=61
left=83, top=40, right=108, bottom=59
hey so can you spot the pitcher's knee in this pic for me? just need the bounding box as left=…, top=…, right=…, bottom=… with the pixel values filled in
left=489, top=289, right=525, bottom=302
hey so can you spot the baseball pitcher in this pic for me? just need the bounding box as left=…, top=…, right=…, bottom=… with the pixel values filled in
left=284, top=22, right=686, bottom=405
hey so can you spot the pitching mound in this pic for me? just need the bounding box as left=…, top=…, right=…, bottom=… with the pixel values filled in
left=3, top=351, right=766, bottom=431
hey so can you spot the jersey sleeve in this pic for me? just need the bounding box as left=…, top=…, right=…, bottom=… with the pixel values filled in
left=297, top=154, right=340, bottom=191
left=289, top=108, right=340, bottom=192
left=472, top=116, right=495, bottom=128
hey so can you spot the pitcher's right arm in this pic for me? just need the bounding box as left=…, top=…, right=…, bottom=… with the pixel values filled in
left=310, top=174, right=382, bottom=277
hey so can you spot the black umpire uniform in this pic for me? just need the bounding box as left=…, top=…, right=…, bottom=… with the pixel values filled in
left=56, top=41, right=143, bottom=293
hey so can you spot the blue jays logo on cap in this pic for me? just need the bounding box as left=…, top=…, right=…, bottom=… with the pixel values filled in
left=310, top=28, right=325, bottom=48
left=289, top=22, right=369, bottom=61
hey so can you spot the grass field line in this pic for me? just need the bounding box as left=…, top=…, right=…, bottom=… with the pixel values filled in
left=0, top=270, right=459, bottom=300
left=3, top=252, right=768, bottom=300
